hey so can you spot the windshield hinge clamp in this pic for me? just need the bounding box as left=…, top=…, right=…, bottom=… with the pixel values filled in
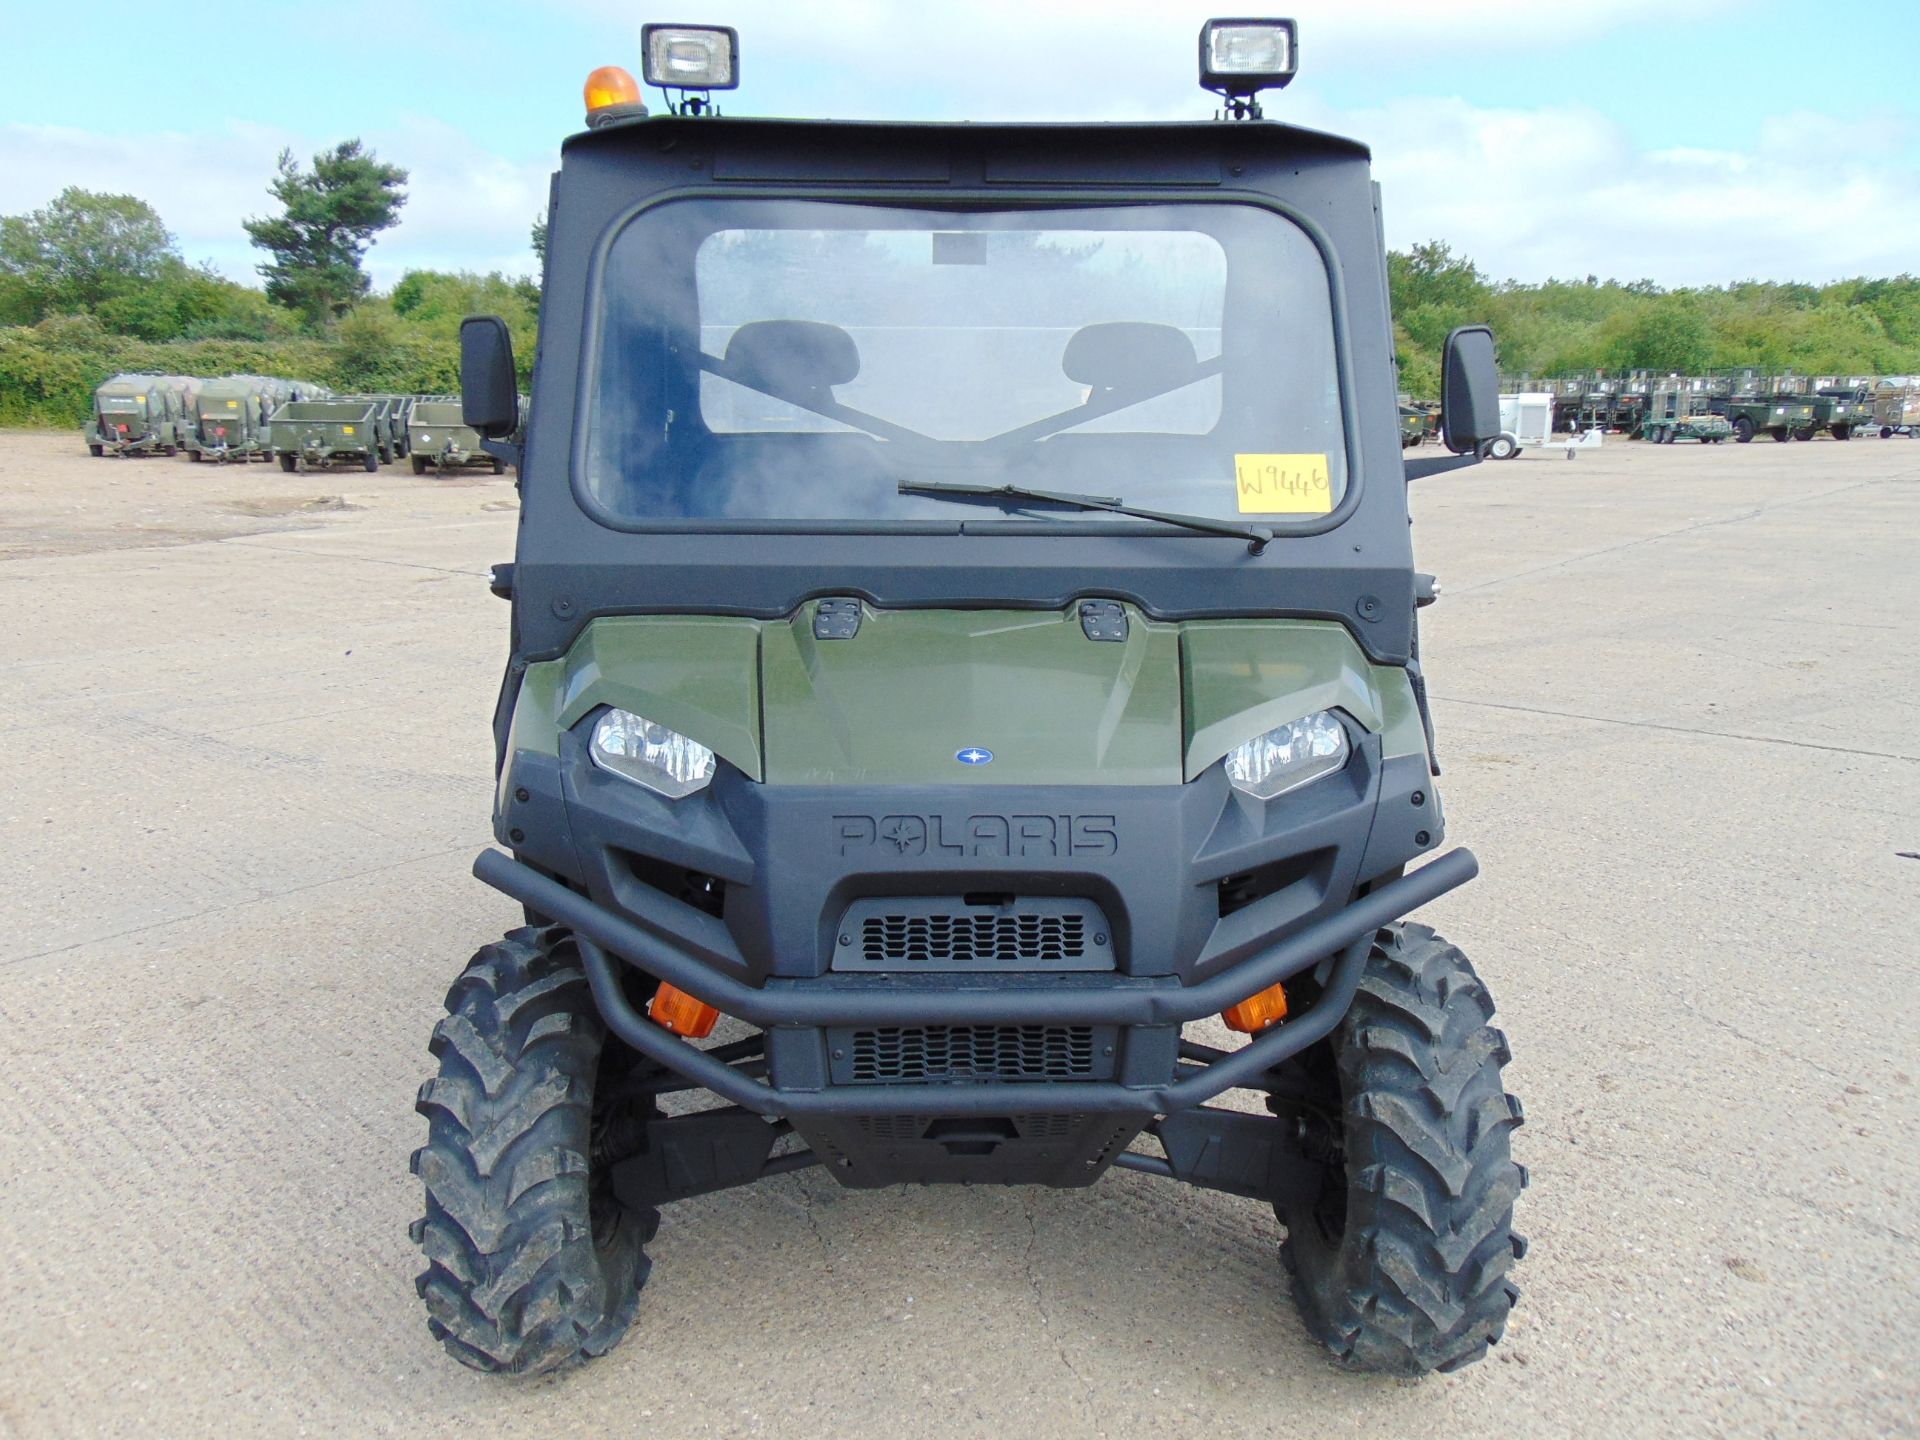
left=1079, top=600, right=1129, bottom=643
left=813, top=598, right=863, bottom=640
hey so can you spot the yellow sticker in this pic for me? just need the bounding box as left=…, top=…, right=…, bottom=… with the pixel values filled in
left=226, top=399, right=239, bottom=408
left=342, top=425, right=355, bottom=434
left=1234, top=454, right=1334, bottom=515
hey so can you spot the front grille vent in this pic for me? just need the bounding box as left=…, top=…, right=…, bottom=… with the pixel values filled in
left=863, top=912, right=1085, bottom=966
left=847, top=1025, right=1097, bottom=1083
left=834, top=896, right=1114, bottom=972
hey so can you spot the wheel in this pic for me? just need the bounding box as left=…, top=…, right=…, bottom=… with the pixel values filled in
left=1771, top=427, right=1791, bottom=442
left=1831, top=425, right=1851, bottom=441
left=88, top=443, right=103, bottom=457
left=412, top=927, right=654, bottom=1374
left=1792, top=427, right=1814, bottom=442
left=364, top=451, right=380, bottom=472
left=279, top=453, right=297, bottom=473
left=161, top=444, right=178, bottom=456
left=1274, top=923, right=1526, bottom=1375
left=1486, top=435, right=1518, bottom=460
left=1884, top=427, right=1895, bottom=439
left=412, top=454, right=429, bottom=476
left=189, top=449, right=203, bottom=462
left=1733, top=418, right=1754, bottom=443
left=493, top=455, right=508, bottom=475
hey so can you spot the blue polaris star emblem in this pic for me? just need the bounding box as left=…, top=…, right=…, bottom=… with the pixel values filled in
left=955, top=747, right=994, bottom=766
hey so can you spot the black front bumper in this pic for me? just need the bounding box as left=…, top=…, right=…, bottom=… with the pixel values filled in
left=475, top=844, right=1477, bottom=1119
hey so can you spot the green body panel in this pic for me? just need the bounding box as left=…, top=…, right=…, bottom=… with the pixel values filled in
left=1182, top=619, right=1426, bottom=777
left=269, top=400, right=378, bottom=458
left=499, top=608, right=1431, bottom=795
left=554, top=617, right=764, bottom=780
left=759, top=605, right=1183, bottom=786
left=497, top=659, right=565, bottom=816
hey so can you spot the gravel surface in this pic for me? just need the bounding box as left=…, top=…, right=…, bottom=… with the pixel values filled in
left=1, top=427, right=1915, bottom=1438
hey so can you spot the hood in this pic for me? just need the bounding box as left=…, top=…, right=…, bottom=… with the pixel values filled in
left=759, top=607, right=1181, bottom=785
left=538, top=605, right=1418, bottom=792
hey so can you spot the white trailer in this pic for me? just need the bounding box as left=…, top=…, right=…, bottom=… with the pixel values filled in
left=1488, top=392, right=1555, bottom=458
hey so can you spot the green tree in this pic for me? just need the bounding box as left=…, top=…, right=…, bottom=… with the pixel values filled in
left=244, top=140, right=408, bottom=327
left=0, top=188, right=177, bottom=315
left=1597, top=301, right=1711, bottom=373
left=530, top=211, right=547, bottom=265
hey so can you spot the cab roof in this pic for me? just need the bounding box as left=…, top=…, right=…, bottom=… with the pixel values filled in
left=561, top=113, right=1372, bottom=171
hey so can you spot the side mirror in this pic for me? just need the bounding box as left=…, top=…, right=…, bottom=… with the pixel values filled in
left=1441, top=324, right=1500, bottom=455
left=460, top=315, right=519, bottom=438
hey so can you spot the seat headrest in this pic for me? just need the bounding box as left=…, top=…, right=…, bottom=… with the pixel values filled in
left=722, top=320, right=860, bottom=400
left=1062, top=322, right=1199, bottom=394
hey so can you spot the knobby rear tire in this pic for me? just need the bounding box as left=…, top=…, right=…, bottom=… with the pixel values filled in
left=1278, top=923, right=1527, bottom=1375
left=411, top=926, right=654, bottom=1374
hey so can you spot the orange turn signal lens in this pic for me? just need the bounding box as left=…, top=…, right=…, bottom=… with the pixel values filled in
left=584, top=65, right=643, bottom=115
left=648, top=982, right=720, bottom=1039
left=1222, top=981, right=1289, bottom=1034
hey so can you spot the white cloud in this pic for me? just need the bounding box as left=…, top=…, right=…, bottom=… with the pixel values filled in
left=0, top=118, right=551, bottom=289
left=3, top=3, right=1914, bottom=291
left=1292, top=94, right=1920, bottom=283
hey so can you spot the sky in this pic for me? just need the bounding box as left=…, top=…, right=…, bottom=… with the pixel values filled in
left=2, top=0, right=1916, bottom=292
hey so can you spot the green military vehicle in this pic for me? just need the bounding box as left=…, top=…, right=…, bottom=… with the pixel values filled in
left=268, top=398, right=384, bottom=471
left=407, top=397, right=508, bottom=474
left=1810, top=384, right=1870, bottom=441
left=84, top=373, right=199, bottom=456
left=1726, top=383, right=1819, bottom=443
left=411, top=18, right=1526, bottom=1380
left=1396, top=396, right=1438, bottom=448
left=1638, top=381, right=1732, bottom=444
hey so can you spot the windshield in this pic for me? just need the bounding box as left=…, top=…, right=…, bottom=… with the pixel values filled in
left=584, top=199, right=1347, bottom=526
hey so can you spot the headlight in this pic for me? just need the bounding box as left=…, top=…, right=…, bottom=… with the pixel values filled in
left=590, top=708, right=715, bottom=798
left=1224, top=710, right=1350, bottom=800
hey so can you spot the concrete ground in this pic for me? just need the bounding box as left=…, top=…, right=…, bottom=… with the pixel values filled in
left=0, top=428, right=1915, bottom=1438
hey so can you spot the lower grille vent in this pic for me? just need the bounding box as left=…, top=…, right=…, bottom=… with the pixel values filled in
left=846, top=1025, right=1097, bottom=1083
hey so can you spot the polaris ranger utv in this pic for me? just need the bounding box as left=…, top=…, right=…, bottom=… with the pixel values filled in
left=412, top=18, right=1526, bottom=1379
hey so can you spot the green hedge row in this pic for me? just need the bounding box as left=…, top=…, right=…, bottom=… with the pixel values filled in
left=0, top=313, right=467, bottom=429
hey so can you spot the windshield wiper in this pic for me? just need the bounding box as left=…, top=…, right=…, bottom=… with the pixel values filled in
left=898, top=480, right=1272, bottom=555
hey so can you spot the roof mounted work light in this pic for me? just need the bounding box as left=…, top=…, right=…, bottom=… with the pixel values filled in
left=1199, top=17, right=1297, bottom=118
left=642, top=22, right=739, bottom=112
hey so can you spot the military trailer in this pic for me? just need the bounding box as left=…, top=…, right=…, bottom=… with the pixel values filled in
left=1872, top=381, right=1919, bottom=438
left=407, top=397, right=508, bottom=474
left=329, top=394, right=410, bottom=462
left=1398, top=397, right=1441, bottom=447
left=410, top=20, right=1527, bottom=1380
left=268, top=398, right=384, bottom=471
left=1639, top=379, right=1732, bottom=443
left=1810, top=384, right=1870, bottom=441
left=187, top=375, right=290, bottom=461
left=84, top=373, right=198, bottom=456
left=1726, top=378, right=1819, bottom=443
